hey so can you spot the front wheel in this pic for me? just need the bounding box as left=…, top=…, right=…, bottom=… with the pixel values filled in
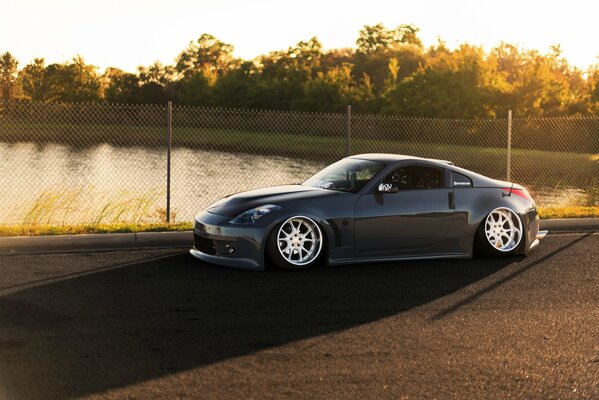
left=267, top=216, right=323, bottom=270
left=475, top=207, right=523, bottom=257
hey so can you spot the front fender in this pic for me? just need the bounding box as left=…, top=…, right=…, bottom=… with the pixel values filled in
left=262, top=213, right=336, bottom=262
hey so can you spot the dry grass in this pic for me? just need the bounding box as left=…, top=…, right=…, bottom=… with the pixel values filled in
left=0, top=187, right=188, bottom=236
left=21, top=189, right=84, bottom=226
left=14, top=188, right=167, bottom=226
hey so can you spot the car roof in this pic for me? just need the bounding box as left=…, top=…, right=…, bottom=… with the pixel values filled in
left=348, top=153, right=454, bottom=166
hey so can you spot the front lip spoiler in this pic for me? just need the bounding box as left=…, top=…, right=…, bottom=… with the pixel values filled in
left=189, top=249, right=263, bottom=271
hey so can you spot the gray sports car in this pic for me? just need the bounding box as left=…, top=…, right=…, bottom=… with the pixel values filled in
left=190, top=154, right=547, bottom=271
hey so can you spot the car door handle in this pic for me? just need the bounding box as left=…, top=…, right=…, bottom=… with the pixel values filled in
left=448, top=192, right=455, bottom=209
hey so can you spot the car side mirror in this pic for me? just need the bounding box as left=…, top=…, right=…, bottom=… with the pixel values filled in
left=378, top=183, right=399, bottom=193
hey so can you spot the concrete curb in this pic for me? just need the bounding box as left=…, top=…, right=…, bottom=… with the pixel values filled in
left=0, top=219, right=596, bottom=255
left=0, top=231, right=193, bottom=255
left=540, top=218, right=599, bottom=232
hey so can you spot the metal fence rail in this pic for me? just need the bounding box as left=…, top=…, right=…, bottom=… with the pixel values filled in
left=0, top=100, right=597, bottom=226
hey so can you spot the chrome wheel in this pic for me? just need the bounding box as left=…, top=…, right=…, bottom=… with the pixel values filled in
left=277, top=216, right=322, bottom=267
left=484, top=207, right=522, bottom=252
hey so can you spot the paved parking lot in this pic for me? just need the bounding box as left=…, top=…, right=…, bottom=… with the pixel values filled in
left=0, top=233, right=597, bottom=399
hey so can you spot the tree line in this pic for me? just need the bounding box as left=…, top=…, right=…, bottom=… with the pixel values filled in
left=1, top=24, right=599, bottom=118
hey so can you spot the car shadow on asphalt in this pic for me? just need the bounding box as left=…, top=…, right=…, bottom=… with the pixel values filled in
left=430, top=233, right=592, bottom=320
left=0, top=252, right=516, bottom=399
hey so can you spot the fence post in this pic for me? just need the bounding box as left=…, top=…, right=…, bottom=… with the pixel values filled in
left=506, top=110, right=512, bottom=182
left=166, top=101, right=172, bottom=223
left=345, top=105, right=352, bottom=157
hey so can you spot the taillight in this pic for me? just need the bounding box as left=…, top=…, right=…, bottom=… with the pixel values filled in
left=502, top=187, right=533, bottom=201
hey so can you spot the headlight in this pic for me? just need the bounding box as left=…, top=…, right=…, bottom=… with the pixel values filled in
left=230, top=204, right=281, bottom=224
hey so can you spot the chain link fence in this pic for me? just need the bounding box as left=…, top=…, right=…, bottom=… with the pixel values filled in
left=0, top=100, right=597, bottom=226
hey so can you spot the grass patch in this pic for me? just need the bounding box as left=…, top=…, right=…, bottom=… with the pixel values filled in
left=537, top=206, right=599, bottom=219
left=0, top=222, right=192, bottom=237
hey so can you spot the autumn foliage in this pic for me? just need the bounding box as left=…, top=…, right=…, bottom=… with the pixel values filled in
left=1, top=24, right=598, bottom=117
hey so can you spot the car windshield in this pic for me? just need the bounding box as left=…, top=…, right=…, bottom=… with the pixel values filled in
left=302, top=158, right=386, bottom=193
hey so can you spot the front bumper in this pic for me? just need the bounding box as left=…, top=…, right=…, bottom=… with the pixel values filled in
left=190, top=210, right=266, bottom=271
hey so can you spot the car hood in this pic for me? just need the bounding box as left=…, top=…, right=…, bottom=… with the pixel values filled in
left=207, top=184, right=340, bottom=218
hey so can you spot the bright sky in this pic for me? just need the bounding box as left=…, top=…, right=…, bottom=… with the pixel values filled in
left=2, top=0, right=598, bottom=73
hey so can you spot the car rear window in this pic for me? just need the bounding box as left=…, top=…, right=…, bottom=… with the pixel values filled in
left=452, top=171, right=473, bottom=187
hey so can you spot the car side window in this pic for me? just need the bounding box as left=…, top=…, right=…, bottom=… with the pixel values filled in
left=383, top=165, right=445, bottom=190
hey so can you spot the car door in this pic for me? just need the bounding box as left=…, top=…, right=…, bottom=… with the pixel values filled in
left=353, top=163, right=455, bottom=253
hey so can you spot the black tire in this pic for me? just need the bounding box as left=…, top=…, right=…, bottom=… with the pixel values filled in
left=266, top=216, right=324, bottom=270
left=474, top=207, right=523, bottom=257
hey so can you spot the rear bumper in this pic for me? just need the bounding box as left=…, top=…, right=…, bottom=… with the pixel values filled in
left=529, top=230, right=548, bottom=251
left=519, top=208, right=546, bottom=254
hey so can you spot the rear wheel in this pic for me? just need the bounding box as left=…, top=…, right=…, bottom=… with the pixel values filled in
left=475, top=207, right=523, bottom=257
left=267, top=216, right=323, bottom=270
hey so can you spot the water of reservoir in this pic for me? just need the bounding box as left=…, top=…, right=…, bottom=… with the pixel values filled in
left=0, top=142, right=325, bottom=225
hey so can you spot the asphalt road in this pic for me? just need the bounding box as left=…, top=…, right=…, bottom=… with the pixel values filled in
left=0, top=233, right=597, bottom=400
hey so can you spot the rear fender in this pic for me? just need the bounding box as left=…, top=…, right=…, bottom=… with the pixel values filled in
left=454, top=187, right=535, bottom=254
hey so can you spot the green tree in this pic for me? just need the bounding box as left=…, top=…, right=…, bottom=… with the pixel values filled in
left=175, top=34, right=236, bottom=77
left=383, top=44, right=496, bottom=118
left=138, top=61, right=174, bottom=86
left=103, top=67, right=140, bottom=103
left=67, top=55, right=102, bottom=101
left=19, top=58, right=48, bottom=101
left=490, top=43, right=587, bottom=116
left=174, top=71, right=213, bottom=106
left=356, top=23, right=422, bottom=54
left=288, top=37, right=323, bottom=76
left=353, top=24, right=424, bottom=96
left=136, top=61, right=175, bottom=104
left=211, top=61, right=259, bottom=108
left=255, top=37, right=326, bottom=110
left=4, top=28, right=595, bottom=115
left=298, top=63, right=376, bottom=112
left=321, top=48, right=355, bottom=71
left=42, top=56, right=102, bottom=102
left=0, top=51, right=19, bottom=100
left=299, top=64, right=352, bottom=112
left=589, top=66, right=599, bottom=112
